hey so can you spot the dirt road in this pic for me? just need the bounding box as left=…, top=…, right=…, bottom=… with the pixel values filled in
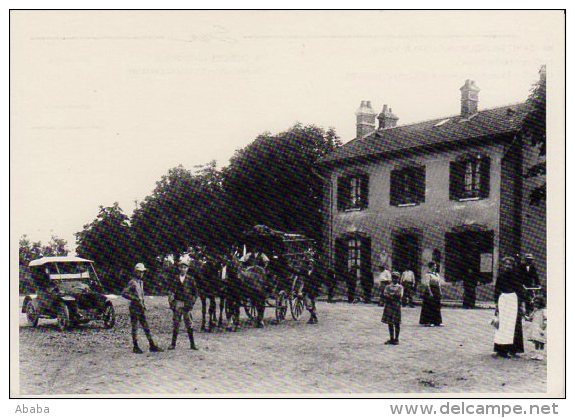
left=18, top=297, right=546, bottom=395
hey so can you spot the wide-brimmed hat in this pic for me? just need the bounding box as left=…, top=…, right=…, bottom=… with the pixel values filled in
left=134, top=263, right=147, bottom=272
left=525, top=253, right=534, bottom=259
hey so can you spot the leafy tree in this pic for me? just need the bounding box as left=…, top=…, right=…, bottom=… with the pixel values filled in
left=522, top=65, right=546, bottom=205
left=19, top=234, right=68, bottom=293
left=131, top=161, right=228, bottom=264
left=222, top=123, right=341, bottom=245
left=75, top=203, right=134, bottom=292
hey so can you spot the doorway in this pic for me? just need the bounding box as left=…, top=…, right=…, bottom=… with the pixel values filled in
left=392, top=233, right=420, bottom=280
left=445, top=230, right=494, bottom=283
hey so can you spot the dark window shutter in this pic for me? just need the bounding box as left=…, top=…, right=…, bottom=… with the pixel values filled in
left=480, top=157, right=491, bottom=198
left=390, top=169, right=400, bottom=206
left=360, top=236, right=372, bottom=281
left=416, top=166, right=426, bottom=203
left=360, top=173, right=369, bottom=209
left=337, top=176, right=350, bottom=211
left=335, top=237, right=347, bottom=281
left=449, top=161, right=462, bottom=200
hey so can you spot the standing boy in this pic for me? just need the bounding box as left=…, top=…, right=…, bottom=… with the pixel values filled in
left=121, top=263, right=163, bottom=354
left=167, top=258, right=199, bottom=350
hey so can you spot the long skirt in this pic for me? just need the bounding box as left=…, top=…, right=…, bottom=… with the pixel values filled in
left=493, top=292, right=524, bottom=355
left=419, top=292, right=442, bottom=325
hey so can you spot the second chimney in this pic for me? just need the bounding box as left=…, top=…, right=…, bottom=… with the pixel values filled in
left=377, top=104, right=399, bottom=130
left=460, top=79, right=480, bottom=118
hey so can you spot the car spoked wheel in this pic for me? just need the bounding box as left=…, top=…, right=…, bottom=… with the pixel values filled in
left=26, top=303, right=39, bottom=327
left=102, top=303, right=116, bottom=329
left=57, top=304, right=70, bottom=331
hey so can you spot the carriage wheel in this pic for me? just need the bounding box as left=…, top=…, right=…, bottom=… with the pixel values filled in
left=290, top=275, right=305, bottom=321
left=275, top=290, right=288, bottom=322
left=244, top=300, right=258, bottom=320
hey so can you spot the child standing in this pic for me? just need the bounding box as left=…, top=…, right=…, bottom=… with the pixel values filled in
left=381, top=271, right=403, bottom=345
left=528, top=295, right=547, bottom=360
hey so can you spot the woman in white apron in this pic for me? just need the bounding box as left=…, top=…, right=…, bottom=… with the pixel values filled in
left=493, top=256, right=525, bottom=358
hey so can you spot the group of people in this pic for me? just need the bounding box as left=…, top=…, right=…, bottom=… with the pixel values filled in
left=120, top=248, right=545, bottom=360
left=121, top=260, right=198, bottom=354
left=492, top=254, right=546, bottom=360
left=120, top=245, right=320, bottom=354
left=377, top=253, right=546, bottom=359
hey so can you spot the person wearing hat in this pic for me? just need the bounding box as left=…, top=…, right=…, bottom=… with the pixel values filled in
left=520, top=253, right=540, bottom=315
left=121, top=263, right=163, bottom=354
left=166, top=258, right=198, bottom=350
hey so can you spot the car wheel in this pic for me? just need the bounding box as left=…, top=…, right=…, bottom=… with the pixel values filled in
left=57, top=304, right=70, bottom=331
left=26, top=303, right=39, bottom=327
left=102, top=303, right=115, bottom=329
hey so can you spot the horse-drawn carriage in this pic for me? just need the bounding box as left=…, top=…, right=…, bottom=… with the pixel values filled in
left=232, top=225, right=315, bottom=325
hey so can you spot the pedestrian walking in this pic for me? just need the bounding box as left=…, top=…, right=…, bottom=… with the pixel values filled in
left=493, top=256, right=525, bottom=358
left=121, top=263, right=163, bottom=354
left=419, top=262, right=443, bottom=327
left=401, top=268, right=415, bottom=307
left=167, top=258, right=199, bottom=350
left=381, top=271, right=403, bottom=345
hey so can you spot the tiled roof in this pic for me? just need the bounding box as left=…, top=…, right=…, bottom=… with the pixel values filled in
left=319, top=103, right=527, bottom=165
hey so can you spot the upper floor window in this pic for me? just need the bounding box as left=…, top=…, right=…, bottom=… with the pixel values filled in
left=390, top=165, right=426, bottom=206
left=450, top=154, right=490, bottom=200
left=337, top=173, right=369, bottom=211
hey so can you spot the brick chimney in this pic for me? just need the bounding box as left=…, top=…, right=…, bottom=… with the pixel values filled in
left=355, top=100, right=376, bottom=138
left=460, top=79, right=480, bottom=118
left=377, top=104, right=399, bottom=130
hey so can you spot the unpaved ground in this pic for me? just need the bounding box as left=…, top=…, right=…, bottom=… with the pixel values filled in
left=18, top=297, right=546, bottom=395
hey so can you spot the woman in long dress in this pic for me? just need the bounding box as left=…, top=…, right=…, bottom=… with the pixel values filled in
left=419, top=261, right=443, bottom=326
left=493, top=256, right=525, bottom=358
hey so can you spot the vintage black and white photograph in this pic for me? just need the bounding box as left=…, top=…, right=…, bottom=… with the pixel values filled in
left=10, top=10, right=565, bottom=397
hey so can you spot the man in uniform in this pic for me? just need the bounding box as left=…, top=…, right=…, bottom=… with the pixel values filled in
left=521, top=253, right=541, bottom=315
left=167, top=258, right=198, bottom=350
left=121, top=263, right=163, bottom=354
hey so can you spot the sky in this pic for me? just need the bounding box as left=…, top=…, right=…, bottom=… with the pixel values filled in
left=10, top=10, right=563, bottom=252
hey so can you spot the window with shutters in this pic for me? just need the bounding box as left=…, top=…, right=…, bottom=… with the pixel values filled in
left=390, top=166, right=426, bottom=206
left=337, top=172, right=369, bottom=211
left=450, top=154, right=490, bottom=200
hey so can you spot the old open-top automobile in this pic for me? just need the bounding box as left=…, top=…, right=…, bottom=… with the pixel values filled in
left=22, top=256, right=116, bottom=331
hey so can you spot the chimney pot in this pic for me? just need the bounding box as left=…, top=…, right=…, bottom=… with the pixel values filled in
left=460, top=79, right=480, bottom=118
left=356, top=100, right=376, bottom=138
left=377, top=104, right=399, bottom=130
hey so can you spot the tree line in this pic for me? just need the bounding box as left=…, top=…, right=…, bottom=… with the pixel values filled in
left=70, top=123, right=341, bottom=293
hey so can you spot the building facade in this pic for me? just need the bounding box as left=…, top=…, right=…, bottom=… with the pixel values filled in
left=319, top=78, right=545, bottom=299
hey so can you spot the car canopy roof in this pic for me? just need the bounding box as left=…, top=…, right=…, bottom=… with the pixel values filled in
left=29, top=256, right=93, bottom=267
